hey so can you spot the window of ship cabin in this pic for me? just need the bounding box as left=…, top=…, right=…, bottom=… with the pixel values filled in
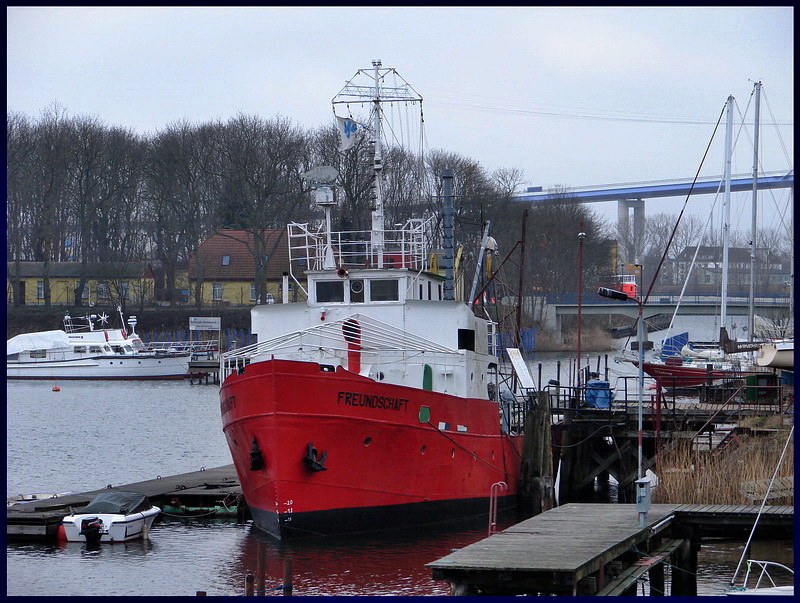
left=73, top=346, right=87, bottom=354
left=316, top=280, right=344, bottom=303
left=89, top=346, right=103, bottom=354
left=419, top=284, right=424, bottom=300
left=428, top=281, right=432, bottom=300
left=350, top=279, right=365, bottom=303
left=30, top=349, right=47, bottom=359
left=370, top=279, right=399, bottom=302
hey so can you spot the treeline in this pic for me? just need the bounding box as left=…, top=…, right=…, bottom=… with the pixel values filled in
left=7, top=106, right=614, bottom=319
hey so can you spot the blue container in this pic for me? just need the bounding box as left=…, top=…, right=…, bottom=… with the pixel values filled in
left=585, top=379, right=614, bottom=409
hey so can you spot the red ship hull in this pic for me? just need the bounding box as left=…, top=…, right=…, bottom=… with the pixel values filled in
left=635, top=361, right=753, bottom=387
left=220, top=358, right=522, bottom=539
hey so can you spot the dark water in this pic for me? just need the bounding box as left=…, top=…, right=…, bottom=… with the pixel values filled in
left=6, top=369, right=793, bottom=596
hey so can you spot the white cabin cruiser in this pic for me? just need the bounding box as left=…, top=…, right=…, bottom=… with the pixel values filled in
left=6, top=309, right=190, bottom=380
left=61, top=490, right=161, bottom=543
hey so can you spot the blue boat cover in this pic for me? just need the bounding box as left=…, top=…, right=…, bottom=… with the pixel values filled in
left=660, top=332, right=689, bottom=357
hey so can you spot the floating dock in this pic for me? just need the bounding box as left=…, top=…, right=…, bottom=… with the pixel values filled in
left=428, top=502, right=794, bottom=596
left=7, top=464, right=243, bottom=541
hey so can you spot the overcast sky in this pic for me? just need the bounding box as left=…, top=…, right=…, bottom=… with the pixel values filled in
left=6, top=6, right=794, bottom=232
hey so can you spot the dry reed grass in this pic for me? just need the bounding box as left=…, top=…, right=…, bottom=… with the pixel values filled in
left=653, top=429, right=794, bottom=505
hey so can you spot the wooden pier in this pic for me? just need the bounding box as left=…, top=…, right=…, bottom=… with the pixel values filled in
left=548, top=379, right=791, bottom=503
left=428, top=502, right=793, bottom=596
left=6, top=464, right=243, bottom=541
left=188, top=359, right=220, bottom=384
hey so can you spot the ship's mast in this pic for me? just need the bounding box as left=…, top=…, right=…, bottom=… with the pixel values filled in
left=748, top=81, right=761, bottom=342
left=371, top=60, right=385, bottom=267
left=720, top=95, right=733, bottom=341
left=332, top=60, right=423, bottom=269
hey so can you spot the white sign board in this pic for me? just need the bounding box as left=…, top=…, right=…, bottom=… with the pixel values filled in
left=506, top=348, right=536, bottom=391
left=189, top=317, right=221, bottom=331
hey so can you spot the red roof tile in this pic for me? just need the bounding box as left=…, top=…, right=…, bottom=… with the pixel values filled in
left=188, top=230, right=290, bottom=281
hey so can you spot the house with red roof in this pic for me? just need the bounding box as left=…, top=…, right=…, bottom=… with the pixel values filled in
left=187, top=230, right=296, bottom=306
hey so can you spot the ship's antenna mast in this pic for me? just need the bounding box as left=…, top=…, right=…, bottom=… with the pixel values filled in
left=332, top=60, right=422, bottom=268
left=371, top=60, right=385, bottom=267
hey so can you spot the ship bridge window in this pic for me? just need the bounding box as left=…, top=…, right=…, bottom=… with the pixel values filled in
left=369, top=279, right=399, bottom=301
left=316, top=280, right=344, bottom=303
left=73, top=346, right=87, bottom=354
left=30, top=349, right=47, bottom=359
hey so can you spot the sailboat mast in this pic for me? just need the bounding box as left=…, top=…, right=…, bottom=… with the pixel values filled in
left=721, top=95, right=734, bottom=336
left=748, top=82, right=761, bottom=342
left=370, top=60, right=386, bottom=268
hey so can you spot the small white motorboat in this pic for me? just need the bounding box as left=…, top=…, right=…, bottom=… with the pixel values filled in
left=726, top=560, right=794, bottom=596
left=61, top=490, right=161, bottom=543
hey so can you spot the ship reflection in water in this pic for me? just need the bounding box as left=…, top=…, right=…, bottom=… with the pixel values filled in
left=230, top=513, right=519, bottom=596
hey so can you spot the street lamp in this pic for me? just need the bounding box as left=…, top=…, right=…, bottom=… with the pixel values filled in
left=597, top=285, right=645, bottom=482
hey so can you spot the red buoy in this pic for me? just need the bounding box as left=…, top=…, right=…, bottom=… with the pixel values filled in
left=52, top=385, right=61, bottom=392
left=56, top=524, right=67, bottom=541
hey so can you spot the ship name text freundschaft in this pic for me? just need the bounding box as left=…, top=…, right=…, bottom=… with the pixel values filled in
left=337, top=391, right=409, bottom=411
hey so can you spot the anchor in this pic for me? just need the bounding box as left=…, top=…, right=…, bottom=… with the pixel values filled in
left=302, top=442, right=328, bottom=472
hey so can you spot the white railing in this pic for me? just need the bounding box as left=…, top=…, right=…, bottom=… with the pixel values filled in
left=287, top=216, right=435, bottom=273
left=220, top=313, right=457, bottom=381
left=144, top=340, right=218, bottom=357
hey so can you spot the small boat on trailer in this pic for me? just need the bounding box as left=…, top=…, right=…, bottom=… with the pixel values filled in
left=61, top=491, right=161, bottom=543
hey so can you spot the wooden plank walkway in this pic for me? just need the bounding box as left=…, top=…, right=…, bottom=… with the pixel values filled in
left=428, top=503, right=680, bottom=595
left=7, top=464, right=241, bottom=540
left=428, top=503, right=794, bottom=596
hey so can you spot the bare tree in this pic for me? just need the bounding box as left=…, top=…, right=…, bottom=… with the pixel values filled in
left=212, top=114, right=313, bottom=304
left=6, top=112, right=35, bottom=305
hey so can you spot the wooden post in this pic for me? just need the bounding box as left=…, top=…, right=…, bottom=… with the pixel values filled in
left=649, top=561, right=665, bottom=596
left=256, top=541, right=265, bottom=596
left=283, top=555, right=293, bottom=596
left=519, top=391, right=554, bottom=517
left=671, top=533, right=697, bottom=596
left=245, top=574, right=254, bottom=597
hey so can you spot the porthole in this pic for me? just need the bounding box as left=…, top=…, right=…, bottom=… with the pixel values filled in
left=364, top=437, right=372, bottom=446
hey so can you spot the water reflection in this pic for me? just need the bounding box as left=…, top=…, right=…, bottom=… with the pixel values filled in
left=229, top=513, right=520, bottom=596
